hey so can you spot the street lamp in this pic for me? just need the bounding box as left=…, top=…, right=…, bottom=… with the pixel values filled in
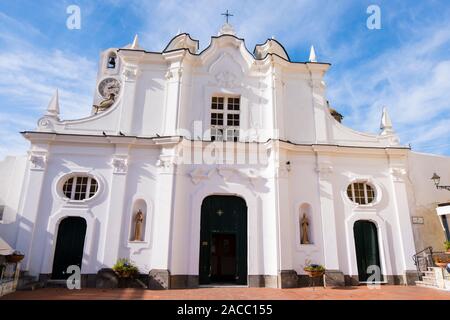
left=431, top=172, right=450, bottom=191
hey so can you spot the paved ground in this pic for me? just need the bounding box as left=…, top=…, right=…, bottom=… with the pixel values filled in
left=2, top=285, right=450, bottom=300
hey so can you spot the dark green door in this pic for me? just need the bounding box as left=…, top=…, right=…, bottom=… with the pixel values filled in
left=199, top=195, right=247, bottom=285
left=52, top=217, right=87, bottom=280
left=353, top=220, right=383, bottom=282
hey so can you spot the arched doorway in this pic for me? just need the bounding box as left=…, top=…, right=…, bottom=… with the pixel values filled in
left=52, top=217, right=87, bottom=279
left=199, top=195, right=247, bottom=285
left=353, top=220, right=383, bottom=282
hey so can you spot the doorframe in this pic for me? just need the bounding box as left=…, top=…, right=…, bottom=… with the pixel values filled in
left=189, top=186, right=254, bottom=283
left=345, top=213, right=392, bottom=282
left=50, top=216, right=88, bottom=279
left=198, top=194, right=248, bottom=285
left=42, top=209, right=95, bottom=275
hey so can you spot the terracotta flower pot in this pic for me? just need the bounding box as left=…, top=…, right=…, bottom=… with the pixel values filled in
left=435, top=262, right=448, bottom=268
left=6, top=254, right=24, bottom=263
left=304, top=269, right=325, bottom=278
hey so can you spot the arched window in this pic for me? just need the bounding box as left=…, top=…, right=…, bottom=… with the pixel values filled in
left=62, top=176, right=98, bottom=201
left=107, top=52, right=117, bottom=69
left=347, top=182, right=375, bottom=205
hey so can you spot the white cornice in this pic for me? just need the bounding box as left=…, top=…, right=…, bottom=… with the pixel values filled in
left=21, top=132, right=409, bottom=157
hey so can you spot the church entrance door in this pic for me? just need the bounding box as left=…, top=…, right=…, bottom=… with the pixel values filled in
left=199, top=195, right=247, bottom=285
left=353, top=220, right=383, bottom=282
left=51, top=217, right=87, bottom=280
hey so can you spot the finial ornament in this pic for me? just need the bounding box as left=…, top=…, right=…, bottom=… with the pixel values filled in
left=218, top=10, right=236, bottom=36
left=380, top=106, right=394, bottom=135
left=45, top=89, right=60, bottom=119
left=309, top=45, right=317, bottom=62
left=130, top=34, right=139, bottom=49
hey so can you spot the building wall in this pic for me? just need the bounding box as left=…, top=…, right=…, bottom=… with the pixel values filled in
left=2, top=32, right=445, bottom=287
left=407, top=152, right=450, bottom=252
left=0, top=156, right=27, bottom=247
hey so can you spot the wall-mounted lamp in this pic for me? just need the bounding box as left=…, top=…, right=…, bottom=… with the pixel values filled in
left=431, top=172, right=450, bottom=191
left=286, top=161, right=291, bottom=172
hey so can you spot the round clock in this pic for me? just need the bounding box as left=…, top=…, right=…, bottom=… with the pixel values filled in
left=98, top=77, right=121, bottom=99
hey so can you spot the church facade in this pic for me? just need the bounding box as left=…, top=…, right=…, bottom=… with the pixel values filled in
left=1, top=23, right=450, bottom=289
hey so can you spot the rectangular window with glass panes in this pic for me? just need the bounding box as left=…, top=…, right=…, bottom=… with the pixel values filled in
left=210, top=96, right=240, bottom=142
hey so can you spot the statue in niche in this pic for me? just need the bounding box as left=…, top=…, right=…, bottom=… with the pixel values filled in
left=300, top=213, right=310, bottom=244
left=133, top=209, right=144, bottom=241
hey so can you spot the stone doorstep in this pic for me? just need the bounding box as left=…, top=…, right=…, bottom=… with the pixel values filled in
left=28, top=271, right=429, bottom=290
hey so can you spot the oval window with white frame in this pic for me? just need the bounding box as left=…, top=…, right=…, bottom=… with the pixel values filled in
left=62, top=176, right=99, bottom=201
left=346, top=182, right=376, bottom=205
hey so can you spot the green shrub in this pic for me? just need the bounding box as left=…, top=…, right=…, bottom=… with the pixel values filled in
left=445, top=241, right=450, bottom=251
left=112, top=258, right=139, bottom=278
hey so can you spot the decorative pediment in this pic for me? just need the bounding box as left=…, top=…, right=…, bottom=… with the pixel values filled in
left=254, top=39, right=290, bottom=61
left=208, top=52, right=246, bottom=88
left=163, top=33, right=199, bottom=54
left=200, top=36, right=254, bottom=70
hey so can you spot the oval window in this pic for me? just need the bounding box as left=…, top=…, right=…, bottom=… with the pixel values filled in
left=62, top=176, right=98, bottom=201
left=347, top=182, right=375, bottom=205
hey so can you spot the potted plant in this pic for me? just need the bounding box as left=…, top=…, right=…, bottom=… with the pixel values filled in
left=6, top=250, right=24, bottom=263
left=303, top=261, right=326, bottom=278
left=445, top=241, right=450, bottom=254
left=112, top=258, right=139, bottom=279
left=434, top=256, right=449, bottom=268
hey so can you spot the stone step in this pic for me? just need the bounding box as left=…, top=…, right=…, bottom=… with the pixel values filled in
left=415, top=281, right=438, bottom=288
left=17, top=275, right=39, bottom=290
left=46, top=280, right=68, bottom=288
left=18, top=281, right=45, bottom=291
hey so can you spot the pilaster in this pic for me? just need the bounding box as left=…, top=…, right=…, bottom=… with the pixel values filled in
left=387, top=150, right=417, bottom=272
left=162, top=51, right=186, bottom=136
left=15, top=147, right=49, bottom=274
left=314, top=151, right=340, bottom=271
left=150, top=146, right=178, bottom=272
left=102, top=145, right=130, bottom=267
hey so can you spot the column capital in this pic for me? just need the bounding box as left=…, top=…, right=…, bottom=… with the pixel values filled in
left=111, top=155, right=128, bottom=174
left=28, top=151, right=48, bottom=171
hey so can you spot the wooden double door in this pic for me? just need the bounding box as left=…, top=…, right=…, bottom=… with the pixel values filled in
left=199, top=195, right=247, bottom=285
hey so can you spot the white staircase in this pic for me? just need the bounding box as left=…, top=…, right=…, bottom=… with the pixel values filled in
left=416, top=267, right=450, bottom=291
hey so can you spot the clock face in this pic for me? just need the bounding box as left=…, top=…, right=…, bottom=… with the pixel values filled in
left=98, top=77, right=121, bottom=99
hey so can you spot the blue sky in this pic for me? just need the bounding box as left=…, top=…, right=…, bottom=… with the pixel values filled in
left=1, top=0, right=450, bottom=158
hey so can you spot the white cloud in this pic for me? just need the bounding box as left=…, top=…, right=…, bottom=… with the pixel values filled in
left=326, top=23, right=450, bottom=155
left=0, top=12, right=97, bottom=159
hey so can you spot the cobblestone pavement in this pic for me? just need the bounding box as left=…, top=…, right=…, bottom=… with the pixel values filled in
left=2, top=285, right=450, bottom=300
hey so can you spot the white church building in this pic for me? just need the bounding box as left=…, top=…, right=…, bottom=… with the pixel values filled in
left=1, top=23, right=450, bottom=289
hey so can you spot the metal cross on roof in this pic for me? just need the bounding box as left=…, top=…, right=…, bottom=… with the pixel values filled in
left=221, top=10, right=234, bottom=24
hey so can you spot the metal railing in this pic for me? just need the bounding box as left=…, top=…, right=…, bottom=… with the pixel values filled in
left=412, top=247, right=434, bottom=280
left=413, top=247, right=450, bottom=280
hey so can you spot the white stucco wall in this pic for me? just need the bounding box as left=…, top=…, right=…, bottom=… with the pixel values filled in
left=407, top=152, right=450, bottom=252
left=0, top=28, right=442, bottom=287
